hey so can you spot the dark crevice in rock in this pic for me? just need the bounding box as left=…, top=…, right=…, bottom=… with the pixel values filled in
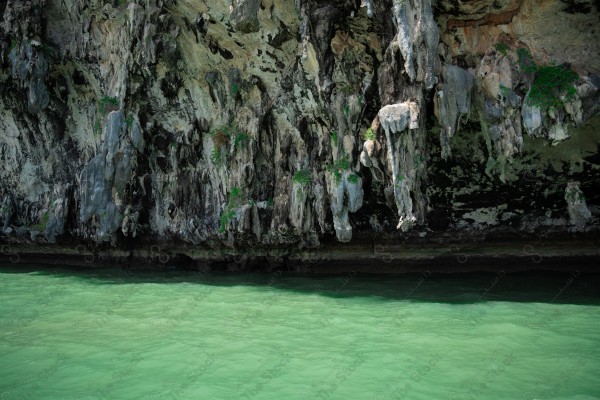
left=561, top=0, right=592, bottom=14
left=268, top=21, right=294, bottom=49
left=308, top=3, right=341, bottom=94
left=72, top=69, right=85, bottom=85
left=217, top=45, right=234, bottom=60
left=0, top=0, right=7, bottom=21
left=160, top=72, right=183, bottom=100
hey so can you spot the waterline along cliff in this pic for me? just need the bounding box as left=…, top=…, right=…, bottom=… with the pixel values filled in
left=1, top=0, right=599, bottom=270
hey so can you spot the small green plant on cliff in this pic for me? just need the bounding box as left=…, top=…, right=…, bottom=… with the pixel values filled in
left=528, top=65, right=578, bottom=109
left=219, top=209, right=235, bottom=233
left=209, top=124, right=248, bottom=164
left=41, top=211, right=50, bottom=227
left=230, top=82, right=240, bottom=96
left=210, top=125, right=246, bottom=145
left=326, top=156, right=351, bottom=184
left=517, top=48, right=537, bottom=74
left=210, top=125, right=231, bottom=147
left=499, top=84, right=511, bottom=97
left=234, top=132, right=249, bottom=150
left=219, top=187, right=243, bottom=233
left=494, top=42, right=509, bottom=56
left=292, top=169, right=311, bottom=186
left=94, top=95, right=116, bottom=136
left=125, top=114, right=134, bottom=129
left=517, top=48, right=578, bottom=109
left=333, top=170, right=342, bottom=183
left=413, top=154, right=425, bottom=169
left=211, top=147, right=224, bottom=165
left=347, top=174, right=359, bottom=184
left=230, top=187, right=242, bottom=202
left=330, top=131, right=338, bottom=145
left=363, top=127, right=375, bottom=141
left=98, top=95, right=119, bottom=114
left=30, top=211, right=50, bottom=231
left=334, top=156, right=350, bottom=171
left=343, top=104, right=350, bottom=118
left=94, top=120, right=102, bottom=136
left=341, top=85, right=353, bottom=95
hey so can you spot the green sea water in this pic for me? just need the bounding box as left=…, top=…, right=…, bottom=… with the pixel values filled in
left=0, top=266, right=599, bottom=400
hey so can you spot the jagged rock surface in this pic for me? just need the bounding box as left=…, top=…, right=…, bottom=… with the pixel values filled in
left=0, top=0, right=599, bottom=259
left=434, top=64, right=474, bottom=159
left=565, top=181, right=591, bottom=232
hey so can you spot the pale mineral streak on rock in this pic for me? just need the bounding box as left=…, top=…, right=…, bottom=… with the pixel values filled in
left=474, top=46, right=525, bottom=180
left=378, top=102, right=424, bottom=232
left=290, top=182, right=308, bottom=231
left=434, top=64, right=475, bottom=159
left=326, top=169, right=364, bottom=243
left=361, top=0, right=374, bottom=18
left=391, top=0, right=439, bottom=89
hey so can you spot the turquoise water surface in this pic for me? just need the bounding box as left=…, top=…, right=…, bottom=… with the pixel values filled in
left=0, top=266, right=599, bottom=400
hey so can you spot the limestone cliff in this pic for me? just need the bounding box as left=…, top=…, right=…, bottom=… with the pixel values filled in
left=1, top=0, right=599, bottom=268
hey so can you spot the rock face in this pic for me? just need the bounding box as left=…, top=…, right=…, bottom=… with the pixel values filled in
left=1, top=0, right=599, bottom=264
left=565, top=181, right=592, bottom=231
